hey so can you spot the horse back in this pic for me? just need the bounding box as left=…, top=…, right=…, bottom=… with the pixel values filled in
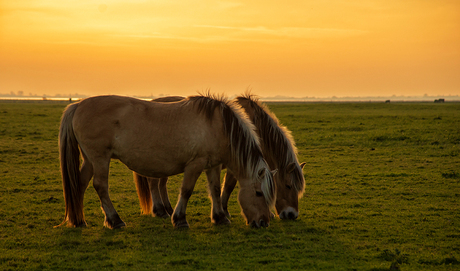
left=72, top=95, right=229, bottom=177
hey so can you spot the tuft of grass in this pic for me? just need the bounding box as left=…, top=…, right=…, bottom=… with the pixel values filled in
left=441, top=171, right=460, bottom=179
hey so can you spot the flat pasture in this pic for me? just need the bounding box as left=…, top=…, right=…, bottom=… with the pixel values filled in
left=0, top=100, right=459, bottom=270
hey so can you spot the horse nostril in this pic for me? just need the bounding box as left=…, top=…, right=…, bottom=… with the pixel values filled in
left=279, top=211, right=287, bottom=220
left=250, top=220, right=260, bottom=228
left=259, top=219, right=268, bottom=228
left=287, top=212, right=297, bottom=220
left=280, top=208, right=298, bottom=220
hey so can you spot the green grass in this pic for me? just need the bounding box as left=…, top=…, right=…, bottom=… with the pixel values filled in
left=0, top=100, right=459, bottom=270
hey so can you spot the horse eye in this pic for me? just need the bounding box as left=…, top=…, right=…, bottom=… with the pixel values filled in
left=286, top=184, right=292, bottom=190
left=255, top=191, right=264, bottom=197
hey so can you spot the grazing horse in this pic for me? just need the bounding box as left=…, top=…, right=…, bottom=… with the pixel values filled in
left=135, top=94, right=306, bottom=222
left=222, top=94, right=306, bottom=220
left=58, top=94, right=275, bottom=229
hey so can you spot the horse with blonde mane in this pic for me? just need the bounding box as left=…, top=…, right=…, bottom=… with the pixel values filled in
left=223, top=94, right=306, bottom=219
left=58, top=94, right=275, bottom=229
left=134, top=93, right=306, bottom=222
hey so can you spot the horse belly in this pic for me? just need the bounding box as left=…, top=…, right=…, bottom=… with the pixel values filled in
left=112, top=127, right=221, bottom=178
left=116, top=149, right=189, bottom=178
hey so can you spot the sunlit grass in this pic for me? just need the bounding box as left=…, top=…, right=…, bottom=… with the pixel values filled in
left=0, top=101, right=459, bottom=270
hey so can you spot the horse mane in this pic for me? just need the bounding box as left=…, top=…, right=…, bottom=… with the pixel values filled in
left=236, top=93, right=305, bottom=194
left=185, top=93, right=276, bottom=206
left=185, top=93, right=275, bottom=205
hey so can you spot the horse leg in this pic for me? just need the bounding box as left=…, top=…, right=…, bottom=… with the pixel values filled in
left=74, top=155, right=93, bottom=226
left=221, top=171, right=238, bottom=218
left=147, top=177, right=170, bottom=218
left=92, top=161, right=126, bottom=229
left=80, top=151, right=94, bottom=198
left=80, top=160, right=93, bottom=192
left=159, top=177, right=174, bottom=215
left=172, top=163, right=204, bottom=228
left=206, top=165, right=231, bottom=225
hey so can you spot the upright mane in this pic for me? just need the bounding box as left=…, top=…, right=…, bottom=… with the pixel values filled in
left=185, top=93, right=275, bottom=205
left=236, top=93, right=304, bottom=194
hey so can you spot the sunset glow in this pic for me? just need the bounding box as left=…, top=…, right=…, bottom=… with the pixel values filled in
left=1, top=1, right=459, bottom=98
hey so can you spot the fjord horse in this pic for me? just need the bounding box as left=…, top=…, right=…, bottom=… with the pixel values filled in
left=135, top=94, right=306, bottom=222
left=58, top=94, right=275, bottom=228
left=222, top=94, right=306, bottom=220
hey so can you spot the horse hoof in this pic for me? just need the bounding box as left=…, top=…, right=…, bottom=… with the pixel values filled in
left=69, top=221, right=87, bottom=228
left=154, top=213, right=170, bottom=219
left=172, top=215, right=189, bottom=228
left=112, top=221, right=126, bottom=229
left=219, top=217, right=231, bottom=225
left=153, top=209, right=170, bottom=219
left=223, top=209, right=231, bottom=218
left=153, top=204, right=171, bottom=218
left=212, top=213, right=231, bottom=225
left=173, top=221, right=190, bottom=228
left=104, top=218, right=126, bottom=229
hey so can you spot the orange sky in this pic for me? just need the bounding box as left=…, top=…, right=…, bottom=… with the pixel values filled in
left=1, top=1, right=459, bottom=98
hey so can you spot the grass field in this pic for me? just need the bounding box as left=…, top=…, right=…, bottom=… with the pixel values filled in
left=0, top=100, right=459, bottom=270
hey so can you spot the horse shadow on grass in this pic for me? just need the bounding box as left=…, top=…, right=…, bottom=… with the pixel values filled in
left=50, top=212, right=399, bottom=270
left=123, top=214, right=362, bottom=270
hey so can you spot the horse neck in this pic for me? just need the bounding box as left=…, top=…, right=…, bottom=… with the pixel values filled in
left=226, top=135, right=264, bottom=181
left=240, top=98, right=297, bottom=177
left=237, top=95, right=304, bottom=195
left=222, top=102, right=264, bottom=181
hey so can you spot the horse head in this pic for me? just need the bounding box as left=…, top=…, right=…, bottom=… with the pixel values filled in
left=237, top=167, right=276, bottom=228
left=275, top=162, right=306, bottom=220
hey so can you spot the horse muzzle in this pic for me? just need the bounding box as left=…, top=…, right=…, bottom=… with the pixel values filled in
left=279, top=207, right=298, bottom=220
left=250, top=219, right=269, bottom=228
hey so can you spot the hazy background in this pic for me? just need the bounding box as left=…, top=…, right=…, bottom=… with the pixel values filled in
left=1, top=1, right=459, bottom=98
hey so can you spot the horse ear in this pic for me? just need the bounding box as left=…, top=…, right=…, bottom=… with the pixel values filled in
left=300, top=162, right=306, bottom=169
left=287, top=163, right=296, bottom=173
left=271, top=169, right=278, bottom=176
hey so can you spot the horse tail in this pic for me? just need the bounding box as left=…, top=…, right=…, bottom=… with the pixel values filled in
left=57, top=103, right=85, bottom=227
left=133, top=172, right=153, bottom=215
